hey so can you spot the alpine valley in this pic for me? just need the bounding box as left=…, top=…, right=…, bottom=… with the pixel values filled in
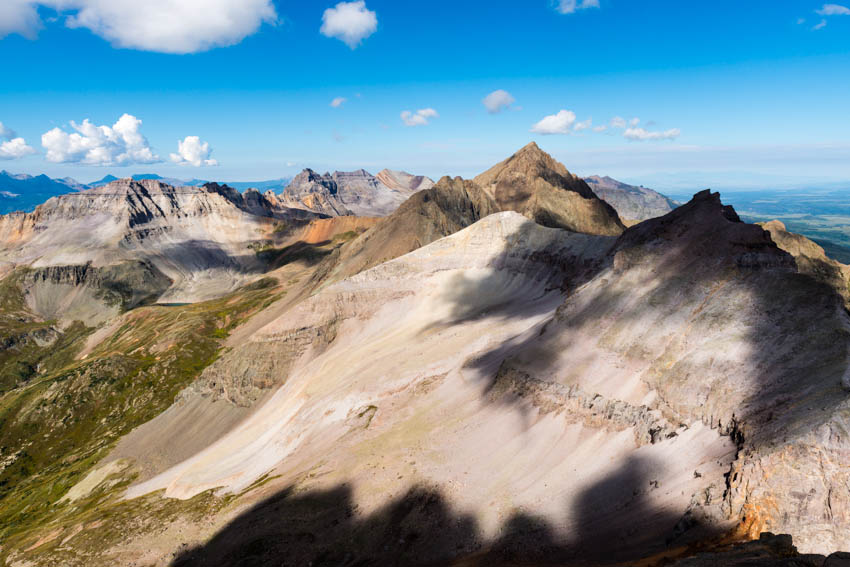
left=2, top=143, right=850, bottom=567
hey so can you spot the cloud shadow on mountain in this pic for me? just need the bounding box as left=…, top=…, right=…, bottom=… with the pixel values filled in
left=173, top=194, right=850, bottom=566
left=172, top=454, right=713, bottom=567
left=448, top=192, right=850, bottom=448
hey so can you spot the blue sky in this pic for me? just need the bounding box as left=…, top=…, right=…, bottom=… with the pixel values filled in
left=0, top=0, right=849, bottom=190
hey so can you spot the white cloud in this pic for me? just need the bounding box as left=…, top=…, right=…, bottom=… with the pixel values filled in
left=609, top=116, right=640, bottom=129
left=554, top=0, right=600, bottom=15
left=401, top=108, right=438, bottom=127
left=573, top=118, right=593, bottom=132
left=320, top=1, right=377, bottom=49
left=330, top=97, right=347, bottom=108
left=593, top=125, right=608, bottom=133
left=42, top=113, right=160, bottom=165
left=817, top=4, right=850, bottom=15
left=482, top=90, right=516, bottom=114
left=623, top=127, right=681, bottom=141
left=0, top=121, right=16, bottom=139
left=813, top=18, right=828, bottom=29
left=0, top=0, right=276, bottom=53
left=0, top=121, right=37, bottom=159
left=610, top=116, right=627, bottom=129
left=0, top=138, right=37, bottom=160
left=0, top=0, right=40, bottom=39
left=170, top=135, right=218, bottom=167
left=530, top=110, right=577, bottom=135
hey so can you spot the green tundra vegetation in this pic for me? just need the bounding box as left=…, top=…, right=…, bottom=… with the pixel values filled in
left=0, top=274, right=284, bottom=565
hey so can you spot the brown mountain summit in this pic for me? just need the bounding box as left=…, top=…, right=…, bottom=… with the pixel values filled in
left=327, top=142, right=625, bottom=281
left=475, top=142, right=625, bottom=234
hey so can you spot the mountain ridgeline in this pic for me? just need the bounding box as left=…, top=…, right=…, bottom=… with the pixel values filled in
left=1, top=144, right=850, bottom=566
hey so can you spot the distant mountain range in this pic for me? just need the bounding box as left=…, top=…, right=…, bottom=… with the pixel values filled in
left=1, top=169, right=683, bottom=222
left=0, top=172, right=296, bottom=215
left=0, top=171, right=87, bottom=214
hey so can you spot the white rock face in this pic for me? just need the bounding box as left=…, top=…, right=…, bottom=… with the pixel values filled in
left=281, top=168, right=434, bottom=217
left=126, top=212, right=737, bottom=562
left=0, top=179, right=317, bottom=304
left=120, top=192, right=850, bottom=559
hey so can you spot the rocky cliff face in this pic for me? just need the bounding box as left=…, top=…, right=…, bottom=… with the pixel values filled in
left=375, top=169, right=435, bottom=193
left=281, top=168, right=435, bottom=217
left=584, top=174, right=679, bottom=223
left=0, top=178, right=330, bottom=305
left=759, top=219, right=850, bottom=303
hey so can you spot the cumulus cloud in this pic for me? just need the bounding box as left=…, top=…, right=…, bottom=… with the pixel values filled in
left=623, top=127, right=681, bottom=141
left=482, top=90, right=516, bottom=114
left=170, top=136, right=218, bottom=167
left=320, top=1, right=377, bottom=49
left=0, top=122, right=37, bottom=160
left=330, top=97, right=347, bottom=108
left=0, top=138, right=37, bottom=160
left=817, top=4, right=850, bottom=15
left=530, top=110, right=577, bottom=135
left=573, top=118, right=593, bottom=132
left=593, top=125, right=608, bottom=133
left=0, top=0, right=277, bottom=53
left=554, top=0, right=600, bottom=15
left=41, top=113, right=160, bottom=165
left=0, top=0, right=40, bottom=39
left=813, top=19, right=828, bottom=29
left=401, top=108, right=438, bottom=127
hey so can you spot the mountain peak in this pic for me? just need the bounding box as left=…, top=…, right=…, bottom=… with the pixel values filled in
left=475, top=143, right=598, bottom=202
left=613, top=189, right=794, bottom=273
left=466, top=144, right=626, bottom=235
left=474, top=142, right=578, bottom=189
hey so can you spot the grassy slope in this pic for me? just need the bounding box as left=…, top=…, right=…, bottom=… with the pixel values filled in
left=0, top=227, right=395, bottom=565
left=0, top=274, right=283, bottom=565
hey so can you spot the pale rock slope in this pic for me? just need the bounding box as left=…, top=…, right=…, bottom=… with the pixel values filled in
left=499, top=190, right=850, bottom=554
left=115, top=189, right=850, bottom=564
left=584, top=174, right=679, bottom=223
left=375, top=168, right=435, bottom=193
left=280, top=168, right=435, bottom=217
left=126, top=211, right=736, bottom=565
left=0, top=179, right=321, bottom=316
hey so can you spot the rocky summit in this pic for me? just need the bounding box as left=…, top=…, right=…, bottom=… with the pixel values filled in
left=280, top=167, right=435, bottom=217
left=1, top=146, right=850, bottom=567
